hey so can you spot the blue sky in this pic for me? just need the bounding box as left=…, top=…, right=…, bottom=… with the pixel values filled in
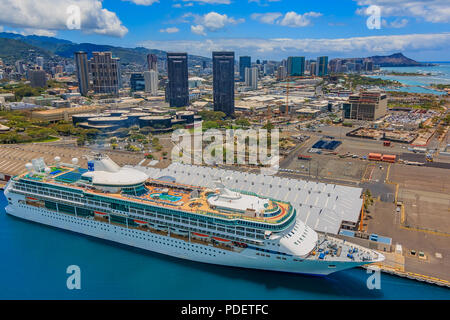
left=0, top=0, right=449, bottom=61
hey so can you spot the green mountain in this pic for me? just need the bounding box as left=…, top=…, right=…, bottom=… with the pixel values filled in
left=0, top=38, right=53, bottom=64
left=0, top=32, right=210, bottom=67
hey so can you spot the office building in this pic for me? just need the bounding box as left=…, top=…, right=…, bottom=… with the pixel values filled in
left=245, top=67, right=258, bottom=90
left=277, top=66, right=287, bottom=81
left=213, top=51, right=235, bottom=116
left=263, top=63, right=274, bottom=76
left=36, top=57, right=44, bottom=70
left=29, top=70, right=47, bottom=88
left=239, top=56, right=251, bottom=82
left=309, top=61, right=317, bottom=76
left=15, top=60, right=25, bottom=74
left=144, top=70, right=158, bottom=95
left=316, top=56, right=328, bottom=77
left=287, top=56, right=305, bottom=76
left=147, top=54, right=157, bottom=71
left=90, top=52, right=120, bottom=95
left=343, top=91, right=387, bottom=121
left=363, top=60, right=374, bottom=72
left=74, top=51, right=90, bottom=96
left=167, top=53, right=189, bottom=108
left=130, top=73, right=145, bottom=92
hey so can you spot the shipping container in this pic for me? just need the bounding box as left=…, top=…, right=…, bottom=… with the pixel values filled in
left=298, top=154, right=312, bottom=160
left=382, top=154, right=396, bottom=163
left=368, top=153, right=382, bottom=161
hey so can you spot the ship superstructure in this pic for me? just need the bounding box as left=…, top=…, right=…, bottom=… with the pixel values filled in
left=4, top=154, right=383, bottom=275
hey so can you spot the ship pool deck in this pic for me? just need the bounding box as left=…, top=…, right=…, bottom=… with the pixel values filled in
left=109, top=184, right=292, bottom=224
left=17, top=167, right=293, bottom=225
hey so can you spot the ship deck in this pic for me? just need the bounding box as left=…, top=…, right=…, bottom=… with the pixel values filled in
left=17, top=166, right=293, bottom=225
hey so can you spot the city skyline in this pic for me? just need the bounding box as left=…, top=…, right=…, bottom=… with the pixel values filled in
left=0, top=1, right=448, bottom=61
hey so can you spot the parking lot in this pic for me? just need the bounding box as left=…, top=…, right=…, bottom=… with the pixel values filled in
left=391, top=165, right=450, bottom=233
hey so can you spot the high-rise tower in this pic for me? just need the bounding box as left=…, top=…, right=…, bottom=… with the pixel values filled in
left=167, top=53, right=189, bottom=108
left=74, top=51, right=90, bottom=96
left=213, top=51, right=235, bottom=116
left=239, top=56, right=251, bottom=82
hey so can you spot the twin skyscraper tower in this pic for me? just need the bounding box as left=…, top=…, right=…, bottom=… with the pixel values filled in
left=167, top=52, right=235, bottom=116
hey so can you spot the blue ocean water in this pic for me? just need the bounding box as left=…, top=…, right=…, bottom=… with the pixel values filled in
left=370, top=63, right=450, bottom=95
left=0, top=191, right=449, bottom=300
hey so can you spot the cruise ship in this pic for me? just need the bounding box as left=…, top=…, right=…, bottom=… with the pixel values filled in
left=4, top=154, right=384, bottom=276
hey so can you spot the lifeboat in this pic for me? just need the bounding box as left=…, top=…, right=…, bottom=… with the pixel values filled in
left=134, top=219, right=148, bottom=226
left=212, top=236, right=230, bottom=243
left=94, top=211, right=108, bottom=216
left=169, top=227, right=189, bottom=236
left=192, top=232, right=209, bottom=238
left=26, top=197, right=38, bottom=201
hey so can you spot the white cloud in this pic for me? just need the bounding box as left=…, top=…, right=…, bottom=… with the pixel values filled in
left=202, top=12, right=244, bottom=31
left=355, top=0, right=450, bottom=23
left=249, top=0, right=281, bottom=5
left=251, top=12, right=282, bottom=24
left=185, top=11, right=244, bottom=35
left=279, top=11, right=322, bottom=27
left=382, top=18, right=408, bottom=28
left=0, top=0, right=128, bottom=37
left=191, top=25, right=206, bottom=36
left=159, top=27, right=180, bottom=33
left=140, top=33, right=450, bottom=58
left=251, top=11, right=322, bottom=26
left=21, top=28, right=57, bottom=37
left=181, top=0, right=231, bottom=4
left=123, top=0, right=159, bottom=5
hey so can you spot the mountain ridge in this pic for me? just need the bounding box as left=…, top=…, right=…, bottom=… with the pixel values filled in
left=330, top=53, right=433, bottom=67
left=0, top=32, right=210, bottom=66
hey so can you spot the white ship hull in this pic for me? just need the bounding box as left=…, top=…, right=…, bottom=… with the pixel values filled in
left=4, top=199, right=371, bottom=276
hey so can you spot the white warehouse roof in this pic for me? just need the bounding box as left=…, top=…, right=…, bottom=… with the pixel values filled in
left=130, top=163, right=363, bottom=234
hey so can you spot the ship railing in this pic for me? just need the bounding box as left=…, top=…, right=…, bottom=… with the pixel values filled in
left=68, top=185, right=296, bottom=230
left=11, top=187, right=86, bottom=205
